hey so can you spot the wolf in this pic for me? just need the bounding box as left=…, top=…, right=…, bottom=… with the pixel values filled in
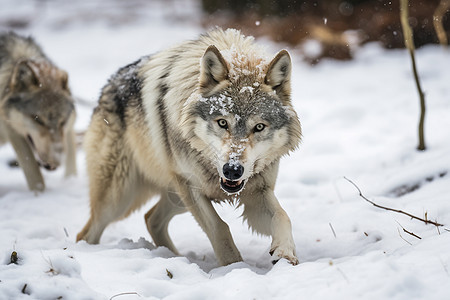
left=0, top=32, right=77, bottom=191
left=77, top=28, right=302, bottom=266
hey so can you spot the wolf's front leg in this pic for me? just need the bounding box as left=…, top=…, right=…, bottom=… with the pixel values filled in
left=6, top=126, right=45, bottom=191
left=268, top=202, right=298, bottom=265
left=242, top=189, right=298, bottom=265
left=64, top=126, right=77, bottom=177
left=175, top=177, right=243, bottom=266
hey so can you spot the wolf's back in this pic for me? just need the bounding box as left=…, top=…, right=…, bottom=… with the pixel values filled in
left=93, top=29, right=267, bottom=132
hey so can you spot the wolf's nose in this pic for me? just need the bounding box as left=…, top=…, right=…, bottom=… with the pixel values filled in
left=43, top=163, right=57, bottom=171
left=223, top=163, right=244, bottom=181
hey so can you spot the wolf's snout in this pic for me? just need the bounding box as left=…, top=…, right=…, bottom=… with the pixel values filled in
left=220, top=163, right=246, bottom=194
left=43, top=163, right=58, bottom=171
left=223, top=163, right=244, bottom=181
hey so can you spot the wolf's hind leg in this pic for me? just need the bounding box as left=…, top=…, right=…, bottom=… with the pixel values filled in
left=6, top=126, right=45, bottom=191
left=145, top=190, right=186, bottom=254
left=76, top=179, right=126, bottom=244
left=77, top=159, right=153, bottom=244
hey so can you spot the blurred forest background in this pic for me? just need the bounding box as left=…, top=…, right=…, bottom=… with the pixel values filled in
left=1, top=0, right=449, bottom=64
left=201, top=0, right=450, bottom=63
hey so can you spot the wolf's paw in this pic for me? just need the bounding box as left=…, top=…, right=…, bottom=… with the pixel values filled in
left=269, top=243, right=299, bottom=266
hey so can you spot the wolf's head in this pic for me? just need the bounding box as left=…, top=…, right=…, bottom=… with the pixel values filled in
left=2, top=59, right=75, bottom=171
left=181, top=45, right=301, bottom=195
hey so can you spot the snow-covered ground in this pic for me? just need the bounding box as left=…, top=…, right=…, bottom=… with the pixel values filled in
left=1, top=1, right=450, bottom=299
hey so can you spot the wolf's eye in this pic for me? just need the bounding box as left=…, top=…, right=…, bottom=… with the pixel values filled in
left=32, top=115, right=45, bottom=126
left=217, top=119, right=228, bottom=129
left=254, top=123, right=265, bottom=132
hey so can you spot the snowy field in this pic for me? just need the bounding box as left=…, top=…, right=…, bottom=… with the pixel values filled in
left=1, top=1, right=450, bottom=299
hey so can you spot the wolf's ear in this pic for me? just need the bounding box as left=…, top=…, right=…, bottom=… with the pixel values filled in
left=265, top=50, right=292, bottom=99
left=60, top=70, right=69, bottom=90
left=199, top=45, right=229, bottom=96
left=10, top=60, right=40, bottom=91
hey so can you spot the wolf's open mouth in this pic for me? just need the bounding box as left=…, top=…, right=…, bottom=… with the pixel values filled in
left=220, top=178, right=245, bottom=194
left=27, top=135, right=35, bottom=149
left=26, top=135, right=57, bottom=171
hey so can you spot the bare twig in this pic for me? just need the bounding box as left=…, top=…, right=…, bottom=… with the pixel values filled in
left=337, top=267, right=350, bottom=283
left=344, top=177, right=444, bottom=227
left=10, top=251, right=18, bottom=265
left=63, top=227, right=69, bottom=238
left=329, top=223, right=337, bottom=238
left=40, top=251, right=58, bottom=276
left=166, top=269, right=173, bottom=279
left=402, top=228, right=421, bottom=240
left=21, top=283, right=29, bottom=295
left=396, top=221, right=422, bottom=239
left=397, top=228, right=413, bottom=245
left=110, top=292, right=141, bottom=300
left=440, top=257, right=449, bottom=277
left=400, top=0, right=427, bottom=151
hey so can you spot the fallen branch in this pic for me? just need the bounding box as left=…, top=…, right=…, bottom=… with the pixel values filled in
left=344, top=177, right=444, bottom=227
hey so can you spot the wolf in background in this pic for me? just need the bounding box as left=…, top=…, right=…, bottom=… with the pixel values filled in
left=0, top=32, right=77, bottom=191
left=77, top=28, right=302, bottom=266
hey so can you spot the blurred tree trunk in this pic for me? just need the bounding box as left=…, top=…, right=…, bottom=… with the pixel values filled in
left=433, top=0, right=450, bottom=47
